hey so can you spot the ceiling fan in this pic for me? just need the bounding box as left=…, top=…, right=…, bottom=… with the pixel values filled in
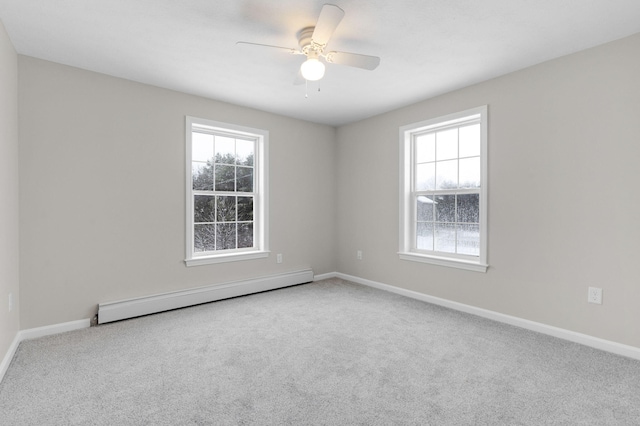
left=237, top=4, right=380, bottom=82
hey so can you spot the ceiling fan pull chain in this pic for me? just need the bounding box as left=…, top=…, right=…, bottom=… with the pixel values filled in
left=305, top=79, right=309, bottom=99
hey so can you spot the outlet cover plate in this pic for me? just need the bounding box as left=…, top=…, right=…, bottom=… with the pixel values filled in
left=588, top=287, right=602, bottom=304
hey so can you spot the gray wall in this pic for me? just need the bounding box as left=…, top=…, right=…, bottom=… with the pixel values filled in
left=11, top=31, right=640, bottom=351
left=18, top=57, right=337, bottom=329
left=336, top=33, right=640, bottom=348
left=0, top=20, right=19, bottom=358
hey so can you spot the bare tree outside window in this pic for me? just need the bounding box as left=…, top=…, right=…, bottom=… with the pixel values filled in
left=400, top=106, right=487, bottom=272
left=191, top=132, right=255, bottom=253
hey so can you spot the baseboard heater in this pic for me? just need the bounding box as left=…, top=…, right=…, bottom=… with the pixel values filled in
left=98, top=269, right=314, bottom=324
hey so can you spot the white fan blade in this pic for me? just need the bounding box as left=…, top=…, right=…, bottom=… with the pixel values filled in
left=311, top=4, right=345, bottom=46
left=236, top=41, right=302, bottom=55
left=325, top=51, right=380, bottom=70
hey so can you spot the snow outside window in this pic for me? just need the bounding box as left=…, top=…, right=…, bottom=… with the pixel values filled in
left=399, top=106, right=488, bottom=272
left=185, top=117, right=269, bottom=266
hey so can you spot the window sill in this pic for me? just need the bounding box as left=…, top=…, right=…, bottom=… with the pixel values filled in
left=398, top=252, right=488, bottom=273
left=185, top=250, right=270, bottom=267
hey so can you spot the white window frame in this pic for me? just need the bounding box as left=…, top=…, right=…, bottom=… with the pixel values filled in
left=185, top=116, right=269, bottom=266
left=399, top=106, right=488, bottom=272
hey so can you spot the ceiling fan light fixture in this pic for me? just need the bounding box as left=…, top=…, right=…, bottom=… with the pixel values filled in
left=237, top=4, right=379, bottom=86
left=300, top=57, right=325, bottom=81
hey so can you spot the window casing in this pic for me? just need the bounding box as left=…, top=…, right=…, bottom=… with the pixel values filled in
left=399, top=106, right=488, bottom=272
left=185, top=117, right=268, bottom=266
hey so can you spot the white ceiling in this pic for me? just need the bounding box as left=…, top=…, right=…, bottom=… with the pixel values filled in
left=1, top=1, right=640, bottom=126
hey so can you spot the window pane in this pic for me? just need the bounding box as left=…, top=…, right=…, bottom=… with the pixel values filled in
left=194, top=224, right=216, bottom=252
left=238, top=196, right=253, bottom=221
left=194, top=195, right=215, bottom=223
left=215, top=165, right=235, bottom=191
left=238, top=223, right=253, bottom=248
left=403, top=108, right=485, bottom=263
left=459, top=124, right=480, bottom=158
left=188, top=119, right=266, bottom=258
left=457, top=224, right=480, bottom=256
left=215, top=136, right=235, bottom=164
left=216, top=223, right=236, bottom=250
left=435, top=194, right=456, bottom=223
left=436, top=160, right=458, bottom=190
left=236, top=167, right=253, bottom=192
left=192, top=132, right=214, bottom=162
left=416, top=133, right=435, bottom=163
left=216, top=196, right=236, bottom=222
left=457, top=194, right=479, bottom=223
left=416, top=196, right=435, bottom=221
left=236, top=139, right=254, bottom=166
left=436, top=128, right=458, bottom=161
left=192, top=162, right=213, bottom=191
left=416, top=163, right=435, bottom=191
left=434, top=223, right=456, bottom=253
left=459, top=157, right=480, bottom=188
left=416, top=222, right=434, bottom=250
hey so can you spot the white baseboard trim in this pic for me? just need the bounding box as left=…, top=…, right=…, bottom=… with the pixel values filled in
left=0, top=318, right=90, bottom=384
left=336, top=272, right=640, bottom=361
left=313, top=272, right=338, bottom=281
left=19, top=318, right=90, bottom=341
left=0, top=333, right=21, bottom=385
left=98, top=269, right=315, bottom=324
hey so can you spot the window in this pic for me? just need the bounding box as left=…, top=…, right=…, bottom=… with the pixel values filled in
left=185, top=117, right=268, bottom=266
left=399, top=106, right=487, bottom=272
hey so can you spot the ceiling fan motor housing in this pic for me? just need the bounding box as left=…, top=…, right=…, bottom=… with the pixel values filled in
left=298, top=26, right=322, bottom=55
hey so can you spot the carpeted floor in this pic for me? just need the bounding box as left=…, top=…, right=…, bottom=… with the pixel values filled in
left=1, top=278, right=639, bottom=425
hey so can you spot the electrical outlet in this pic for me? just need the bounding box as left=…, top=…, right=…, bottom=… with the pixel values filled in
left=8, top=292, right=13, bottom=312
left=357, top=250, right=363, bottom=260
left=588, top=287, right=602, bottom=304
left=276, top=253, right=283, bottom=264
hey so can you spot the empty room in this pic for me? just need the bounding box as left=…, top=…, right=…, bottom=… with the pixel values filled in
left=1, top=1, right=640, bottom=424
